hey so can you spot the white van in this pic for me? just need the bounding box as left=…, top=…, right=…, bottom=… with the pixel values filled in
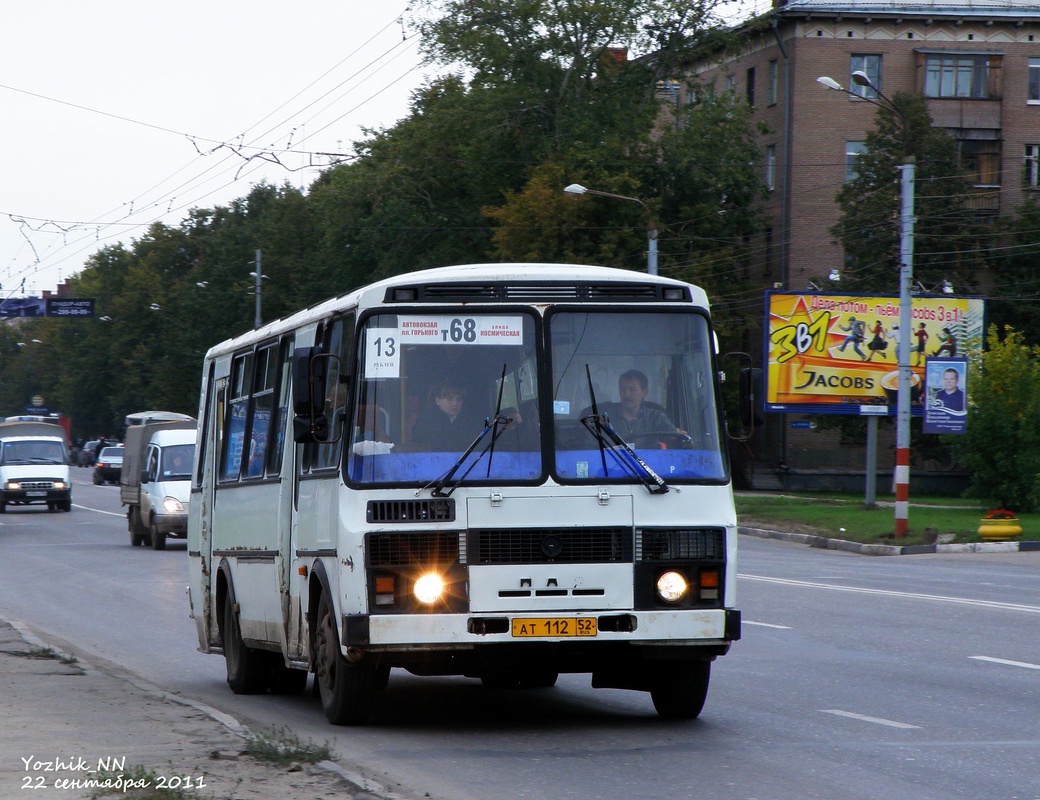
left=0, top=421, right=72, bottom=513
left=121, top=422, right=196, bottom=549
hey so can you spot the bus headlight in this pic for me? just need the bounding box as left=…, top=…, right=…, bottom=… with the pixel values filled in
left=655, top=570, right=689, bottom=603
left=413, top=573, right=445, bottom=606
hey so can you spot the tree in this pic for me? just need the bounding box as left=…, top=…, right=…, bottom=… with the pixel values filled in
left=952, top=325, right=1040, bottom=511
left=484, top=91, right=764, bottom=348
left=984, top=198, right=1040, bottom=344
left=832, top=92, right=982, bottom=295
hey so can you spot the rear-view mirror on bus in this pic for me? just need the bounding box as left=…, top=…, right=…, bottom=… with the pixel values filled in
left=292, top=347, right=340, bottom=444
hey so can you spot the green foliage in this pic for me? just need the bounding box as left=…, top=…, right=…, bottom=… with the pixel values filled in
left=0, top=0, right=765, bottom=440
left=832, top=92, right=983, bottom=295
left=952, top=326, right=1040, bottom=511
left=984, top=198, right=1040, bottom=344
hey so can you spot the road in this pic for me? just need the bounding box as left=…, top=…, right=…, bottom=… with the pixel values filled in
left=1, top=471, right=1038, bottom=800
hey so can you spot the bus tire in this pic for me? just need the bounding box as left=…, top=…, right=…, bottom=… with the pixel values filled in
left=221, top=593, right=267, bottom=695
left=650, top=660, right=710, bottom=720
left=315, top=592, right=375, bottom=725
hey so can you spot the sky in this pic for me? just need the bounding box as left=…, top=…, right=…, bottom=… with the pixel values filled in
left=0, top=1, right=429, bottom=298
left=0, top=0, right=768, bottom=300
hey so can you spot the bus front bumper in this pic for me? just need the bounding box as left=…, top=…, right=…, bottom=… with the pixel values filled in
left=342, top=608, right=741, bottom=652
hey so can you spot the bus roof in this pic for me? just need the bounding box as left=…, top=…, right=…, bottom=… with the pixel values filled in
left=203, top=263, right=710, bottom=360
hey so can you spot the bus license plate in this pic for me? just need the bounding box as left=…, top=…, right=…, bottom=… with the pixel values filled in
left=511, top=618, right=597, bottom=638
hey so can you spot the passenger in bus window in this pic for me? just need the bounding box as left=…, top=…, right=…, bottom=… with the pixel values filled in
left=583, top=370, right=682, bottom=439
left=411, top=379, right=478, bottom=451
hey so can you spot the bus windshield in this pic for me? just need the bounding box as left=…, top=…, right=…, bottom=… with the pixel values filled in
left=348, top=311, right=542, bottom=485
left=549, top=309, right=727, bottom=483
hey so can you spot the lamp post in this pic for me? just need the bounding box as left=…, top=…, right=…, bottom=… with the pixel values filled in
left=818, top=71, right=915, bottom=538
left=563, top=184, right=658, bottom=275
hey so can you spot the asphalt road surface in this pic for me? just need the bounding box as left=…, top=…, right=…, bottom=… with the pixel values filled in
left=1, top=472, right=1038, bottom=800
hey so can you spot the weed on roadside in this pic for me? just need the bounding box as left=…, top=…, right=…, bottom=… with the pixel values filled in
left=243, top=725, right=332, bottom=767
left=21, top=645, right=78, bottom=664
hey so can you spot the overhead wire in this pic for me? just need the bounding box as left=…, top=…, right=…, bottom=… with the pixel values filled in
left=0, top=8, right=421, bottom=293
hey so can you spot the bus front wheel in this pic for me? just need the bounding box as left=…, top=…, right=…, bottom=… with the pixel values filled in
left=315, top=593, right=375, bottom=725
left=650, top=660, right=711, bottom=720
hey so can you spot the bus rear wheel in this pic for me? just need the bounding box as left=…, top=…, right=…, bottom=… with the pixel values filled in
left=221, top=593, right=267, bottom=694
left=315, top=593, right=375, bottom=725
left=650, top=660, right=711, bottom=720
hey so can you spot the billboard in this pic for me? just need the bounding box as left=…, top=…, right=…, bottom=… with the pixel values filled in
left=0, top=297, right=95, bottom=317
left=764, top=292, right=985, bottom=416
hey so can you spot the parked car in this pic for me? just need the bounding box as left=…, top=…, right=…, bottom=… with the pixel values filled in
left=78, top=440, right=100, bottom=467
left=93, top=446, right=124, bottom=485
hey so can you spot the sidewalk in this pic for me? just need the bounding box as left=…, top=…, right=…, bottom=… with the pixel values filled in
left=0, top=617, right=388, bottom=800
left=740, top=525, right=1040, bottom=556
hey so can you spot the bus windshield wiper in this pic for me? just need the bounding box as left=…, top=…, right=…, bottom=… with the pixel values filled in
left=580, top=365, right=669, bottom=495
left=418, top=413, right=516, bottom=498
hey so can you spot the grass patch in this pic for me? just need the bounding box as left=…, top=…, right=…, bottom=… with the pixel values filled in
left=735, top=491, right=1038, bottom=546
left=243, top=725, right=332, bottom=767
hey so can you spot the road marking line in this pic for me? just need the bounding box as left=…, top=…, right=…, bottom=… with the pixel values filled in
left=970, top=656, right=1040, bottom=671
left=72, top=504, right=124, bottom=517
left=822, top=710, right=920, bottom=729
left=744, top=621, right=791, bottom=629
left=740, top=574, right=1040, bottom=615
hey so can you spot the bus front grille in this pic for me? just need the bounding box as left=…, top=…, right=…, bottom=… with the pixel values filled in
left=367, top=532, right=461, bottom=567
left=471, top=528, right=632, bottom=565
left=635, top=528, right=726, bottom=561
left=367, top=499, right=456, bottom=523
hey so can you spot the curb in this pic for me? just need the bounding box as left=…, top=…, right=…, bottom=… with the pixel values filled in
left=739, top=526, right=1040, bottom=556
left=0, top=615, right=404, bottom=800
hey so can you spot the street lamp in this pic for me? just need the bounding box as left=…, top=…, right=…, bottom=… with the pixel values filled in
left=819, top=71, right=915, bottom=538
left=563, top=183, right=658, bottom=275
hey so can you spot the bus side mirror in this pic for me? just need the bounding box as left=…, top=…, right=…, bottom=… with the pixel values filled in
left=292, top=347, right=333, bottom=443
left=740, top=367, right=764, bottom=429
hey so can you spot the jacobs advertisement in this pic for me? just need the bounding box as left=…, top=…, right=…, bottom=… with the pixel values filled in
left=764, top=292, right=985, bottom=416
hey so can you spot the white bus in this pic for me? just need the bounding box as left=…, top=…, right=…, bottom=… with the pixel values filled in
left=187, top=263, right=743, bottom=725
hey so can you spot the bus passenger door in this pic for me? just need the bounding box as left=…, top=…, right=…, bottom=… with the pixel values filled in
left=288, top=316, right=353, bottom=660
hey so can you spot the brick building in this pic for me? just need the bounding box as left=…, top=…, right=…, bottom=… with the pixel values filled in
left=683, top=0, right=1040, bottom=488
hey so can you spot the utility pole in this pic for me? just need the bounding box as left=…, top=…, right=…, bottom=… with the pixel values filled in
left=254, top=249, right=262, bottom=329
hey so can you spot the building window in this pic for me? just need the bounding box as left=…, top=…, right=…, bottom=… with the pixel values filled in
left=846, top=141, right=867, bottom=181
left=767, top=59, right=778, bottom=105
left=725, top=74, right=735, bottom=93
left=1026, top=145, right=1040, bottom=188
left=765, top=145, right=776, bottom=191
left=746, top=67, right=756, bottom=106
left=960, top=140, right=1001, bottom=187
left=850, top=55, right=882, bottom=99
left=924, top=54, right=990, bottom=99
left=1029, top=58, right=1040, bottom=104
